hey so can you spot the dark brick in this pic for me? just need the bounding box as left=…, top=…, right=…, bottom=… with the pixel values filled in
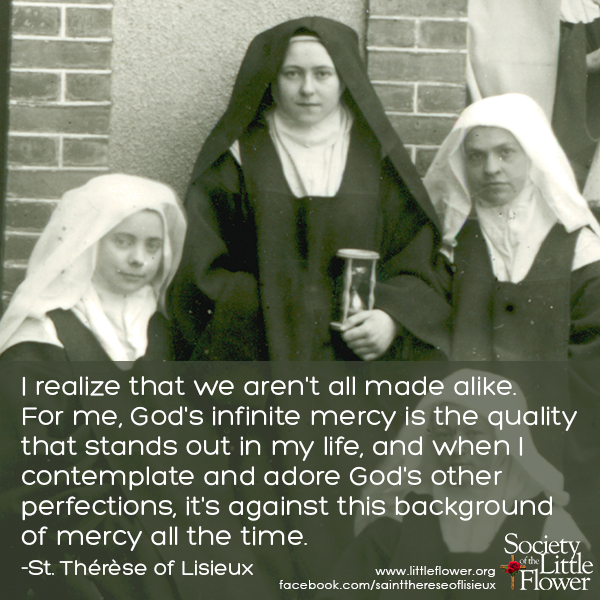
left=5, top=198, right=56, bottom=229
left=8, top=136, right=58, bottom=167
left=373, top=83, right=414, bottom=112
left=10, top=105, right=110, bottom=135
left=2, top=266, right=27, bottom=294
left=369, top=51, right=466, bottom=83
left=368, top=19, right=415, bottom=48
left=12, top=39, right=112, bottom=69
left=418, top=84, right=466, bottom=113
left=371, top=0, right=467, bottom=17
left=3, top=233, right=39, bottom=261
left=10, top=72, right=60, bottom=101
left=419, top=20, right=467, bottom=49
left=12, top=6, right=60, bottom=36
left=66, top=73, right=111, bottom=102
left=415, top=147, right=440, bottom=176
left=7, top=170, right=99, bottom=200
left=63, top=138, right=108, bottom=166
left=387, top=114, right=455, bottom=144
left=66, top=8, right=112, bottom=38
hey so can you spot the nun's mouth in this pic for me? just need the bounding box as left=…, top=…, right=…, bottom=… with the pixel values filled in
left=484, top=182, right=511, bottom=191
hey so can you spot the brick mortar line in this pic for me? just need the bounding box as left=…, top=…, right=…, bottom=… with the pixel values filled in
left=386, top=111, right=462, bottom=118
left=57, top=135, right=63, bottom=167
left=59, top=5, right=66, bottom=38
left=414, top=17, right=421, bottom=48
left=60, top=70, right=66, bottom=102
left=373, top=80, right=465, bottom=88
left=8, top=165, right=108, bottom=171
left=368, top=16, right=468, bottom=22
left=406, top=144, right=441, bottom=148
left=6, top=198, right=59, bottom=204
left=5, top=230, right=42, bottom=237
left=58, top=133, right=109, bottom=141
left=4, top=261, right=29, bottom=268
left=412, top=84, right=418, bottom=115
left=10, top=100, right=112, bottom=106
left=13, top=3, right=114, bottom=8
left=13, top=35, right=113, bottom=42
left=11, top=68, right=112, bottom=73
left=9, top=132, right=109, bottom=139
left=368, top=46, right=467, bottom=54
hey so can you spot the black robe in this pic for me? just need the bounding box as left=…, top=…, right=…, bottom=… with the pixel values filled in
left=172, top=118, right=448, bottom=361
left=319, top=493, right=597, bottom=600
left=449, top=220, right=600, bottom=360
left=0, top=309, right=174, bottom=362
left=168, top=17, right=451, bottom=361
left=0, top=313, right=292, bottom=600
left=553, top=17, right=600, bottom=189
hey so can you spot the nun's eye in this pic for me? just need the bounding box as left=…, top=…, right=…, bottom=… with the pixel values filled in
left=281, top=68, right=301, bottom=80
left=466, top=152, right=484, bottom=164
left=314, top=68, right=334, bottom=80
left=112, top=234, right=133, bottom=248
left=145, top=239, right=163, bottom=254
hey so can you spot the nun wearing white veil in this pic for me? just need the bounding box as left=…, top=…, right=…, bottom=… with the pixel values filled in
left=320, top=370, right=594, bottom=599
left=0, top=174, right=186, bottom=364
left=423, top=93, right=600, bottom=360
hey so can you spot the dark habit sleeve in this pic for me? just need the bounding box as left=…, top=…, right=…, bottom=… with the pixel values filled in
left=168, top=152, right=266, bottom=360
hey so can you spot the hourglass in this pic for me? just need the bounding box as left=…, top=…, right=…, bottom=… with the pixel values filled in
left=331, top=249, right=380, bottom=330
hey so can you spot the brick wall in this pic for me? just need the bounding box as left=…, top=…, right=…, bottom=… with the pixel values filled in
left=367, top=0, right=467, bottom=176
left=2, top=0, right=466, bottom=301
left=4, top=0, right=113, bottom=302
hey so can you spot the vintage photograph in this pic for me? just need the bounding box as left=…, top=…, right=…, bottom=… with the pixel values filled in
left=0, top=1, right=600, bottom=599
left=0, top=0, right=597, bottom=362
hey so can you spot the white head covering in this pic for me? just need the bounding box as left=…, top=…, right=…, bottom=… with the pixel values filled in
left=228, top=35, right=353, bottom=199
left=423, top=93, right=600, bottom=281
left=357, top=369, right=570, bottom=552
left=269, top=34, right=352, bottom=198
left=266, top=103, right=353, bottom=198
left=0, top=174, right=187, bottom=359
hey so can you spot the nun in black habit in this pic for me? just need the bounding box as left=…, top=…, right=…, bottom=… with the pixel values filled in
left=169, top=17, right=450, bottom=361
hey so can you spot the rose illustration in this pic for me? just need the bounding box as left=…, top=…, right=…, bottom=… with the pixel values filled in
left=506, top=561, right=521, bottom=574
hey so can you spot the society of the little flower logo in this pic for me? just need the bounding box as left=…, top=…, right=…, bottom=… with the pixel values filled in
left=501, top=534, right=595, bottom=591
left=500, top=556, right=526, bottom=590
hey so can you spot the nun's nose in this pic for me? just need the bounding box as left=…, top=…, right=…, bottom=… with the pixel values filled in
left=129, top=243, right=146, bottom=266
left=300, top=74, right=316, bottom=95
left=484, top=153, right=501, bottom=175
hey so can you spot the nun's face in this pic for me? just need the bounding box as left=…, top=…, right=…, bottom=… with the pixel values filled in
left=93, top=210, right=164, bottom=296
left=274, top=38, right=345, bottom=127
left=463, top=126, right=530, bottom=207
left=430, top=403, right=498, bottom=478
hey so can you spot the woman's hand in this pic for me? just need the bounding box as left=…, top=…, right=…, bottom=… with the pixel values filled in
left=340, top=309, right=398, bottom=360
left=587, top=48, right=600, bottom=74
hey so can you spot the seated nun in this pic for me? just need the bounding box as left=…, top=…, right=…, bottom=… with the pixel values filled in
left=168, top=16, right=450, bottom=361
left=0, top=174, right=186, bottom=364
left=423, top=93, right=600, bottom=360
left=320, top=369, right=597, bottom=599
